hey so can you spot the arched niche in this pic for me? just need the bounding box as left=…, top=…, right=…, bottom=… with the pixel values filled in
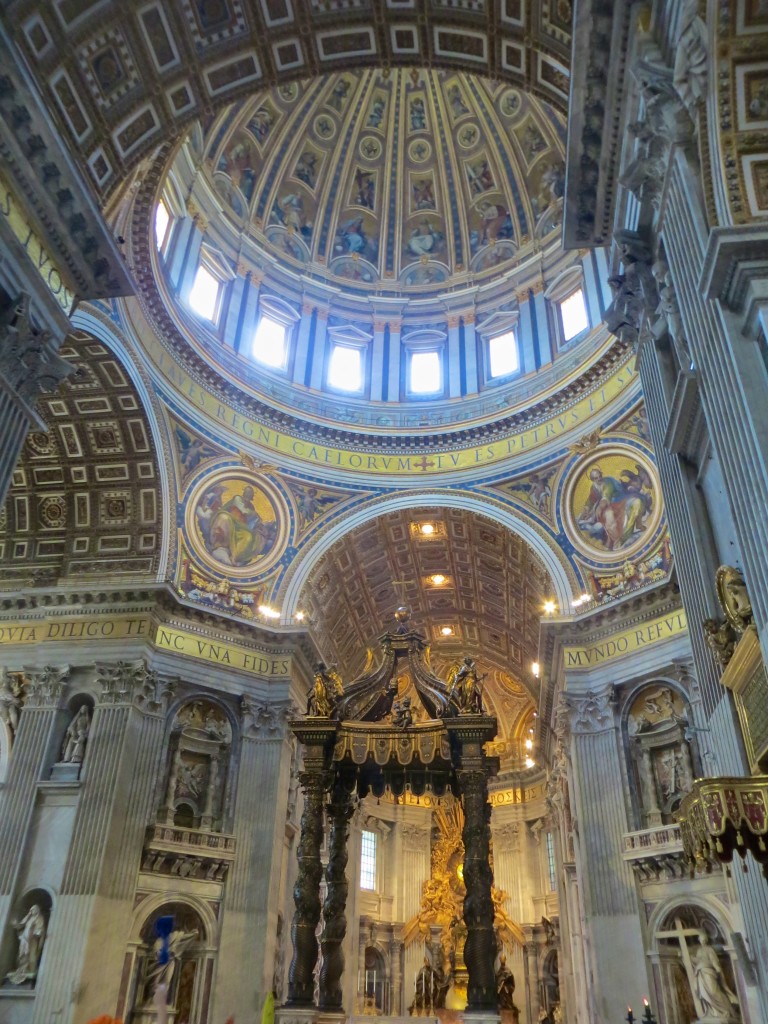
left=49, top=692, right=95, bottom=782
left=651, top=901, right=743, bottom=1024
left=0, top=887, right=53, bottom=991
left=127, top=899, right=214, bottom=1024
left=623, top=681, right=698, bottom=829
left=158, top=697, right=235, bottom=833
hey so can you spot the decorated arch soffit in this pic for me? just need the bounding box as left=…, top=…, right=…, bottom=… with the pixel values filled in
left=0, top=331, right=168, bottom=588
left=4, top=2, right=573, bottom=200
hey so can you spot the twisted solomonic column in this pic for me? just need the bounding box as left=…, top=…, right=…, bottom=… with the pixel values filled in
left=286, top=719, right=337, bottom=1008
left=318, top=774, right=355, bottom=1011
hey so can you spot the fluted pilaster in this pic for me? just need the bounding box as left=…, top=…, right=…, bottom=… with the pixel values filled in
left=0, top=666, right=68, bottom=895
left=212, top=699, right=293, bottom=1024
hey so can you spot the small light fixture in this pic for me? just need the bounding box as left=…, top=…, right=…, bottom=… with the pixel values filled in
left=525, top=757, right=535, bottom=769
left=430, top=573, right=447, bottom=586
left=525, top=738, right=533, bottom=750
left=543, top=600, right=557, bottom=615
left=531, top=661, right=540, bottom=678
left=419, top=522, right=435, bottom=535
left=440, top=626, right=454, bottom=636
left=258, top=604, right=280, bottom=619
left=295, top=611, right=306, bottom=621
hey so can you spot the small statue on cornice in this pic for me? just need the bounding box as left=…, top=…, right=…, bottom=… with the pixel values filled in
left=703, top=618, right=736, bottom=669
left=391, top=696, right=414, bottom=729
left=673, top=0, right=708, bottom=121
left=716, top=566, right=753, bottom=636
left=306, top=662, right=343, bottom=717
left=447, top=656, right=485, bottom=714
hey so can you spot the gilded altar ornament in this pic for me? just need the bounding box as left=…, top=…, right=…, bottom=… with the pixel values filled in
left=392, top=696, right=414, bottom=729
left=702, top=618, right=736, bottom=669
left=715, top=566, right=753, bottom=635
left=403, top=800, right=524, bottom=1010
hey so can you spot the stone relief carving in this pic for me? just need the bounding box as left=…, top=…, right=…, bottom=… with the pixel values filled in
left=672, top=0, right=708, bottom=121
left=162, top=699, right=233, bottom=832
left=628, top=685, right=695, bottom=825
left=5, top=904, right=47, bottom=986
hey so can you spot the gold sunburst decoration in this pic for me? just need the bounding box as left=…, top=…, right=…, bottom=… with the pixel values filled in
left=403, top=798, right=525, bottom=953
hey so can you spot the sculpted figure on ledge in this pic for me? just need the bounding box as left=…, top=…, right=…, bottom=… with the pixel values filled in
left=447, top=656, right=485, bottom=714
left=306, top=663, right=344, bottom=717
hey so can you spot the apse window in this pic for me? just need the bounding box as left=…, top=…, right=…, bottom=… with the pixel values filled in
left=328, top=344, right=362, bottom=392
left=409, top=350, right=441, bottom=394
left=546, top=831, right=557, bottom=891
left=154, top=200, right=171, bottom=252
left=188, top=264, right=221, bottom=322
left=360, top=829, right=377, bottom=890
left=559, top=288, right=589, bottom=342
left=488, top=329, right=520, bottom=379
left=252, top=315, right=288, bottom=369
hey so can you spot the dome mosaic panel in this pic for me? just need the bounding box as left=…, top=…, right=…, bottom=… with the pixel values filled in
left=203, top=69, right=566, bottom=294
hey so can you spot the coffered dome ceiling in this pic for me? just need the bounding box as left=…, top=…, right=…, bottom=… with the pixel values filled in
left=200, top=69, right=566, bottom=292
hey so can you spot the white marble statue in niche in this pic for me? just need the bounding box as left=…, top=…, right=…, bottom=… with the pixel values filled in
left=161, top=699, right=232, bottom=832
left=5, top=904, right=47, bottom=986
left=656, top=909, right=741, bottom=1023
left=627, top=685, right=695, bottom=827
left=61, top=705, right=91, bottom=763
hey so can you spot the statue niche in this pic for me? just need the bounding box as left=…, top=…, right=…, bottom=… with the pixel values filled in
left=160, top=700, right=232, bottom=832
left=627, top=685, right=696, bottom=827
left=655, top=906, right=741, bottom=1023
left=50, top=697, right=93, bottom=781
left=131, top=903, right=206, bottom=1024
left=2, top=890, right=51, bottom=989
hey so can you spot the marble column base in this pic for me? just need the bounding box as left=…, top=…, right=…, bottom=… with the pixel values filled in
left=464, top=1011, right=501, bottom=1024
left=277, top=1007, right=318, bottom=1024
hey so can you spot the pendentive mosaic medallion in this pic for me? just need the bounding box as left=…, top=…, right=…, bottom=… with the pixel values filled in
left=184, top=469, right=287, bottom=578
left=563, top=446, right=662, bottom=564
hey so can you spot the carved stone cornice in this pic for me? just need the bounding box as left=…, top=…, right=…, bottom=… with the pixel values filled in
left=24, top=664, right=69, bottom=707
left=241, top=696, right=293, bottom=741
left=0, top=37, right=132, bottom=301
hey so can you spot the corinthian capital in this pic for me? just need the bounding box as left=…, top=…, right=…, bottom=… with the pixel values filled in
left=0, top=293, right=72, bottom=404
left=24, top=665, right=69, bottom=707
left=560, top=687, right=615, bottom=734
left=96, top=660, right=148, bottom=705
left=241, top=695, right=293, bottom=740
